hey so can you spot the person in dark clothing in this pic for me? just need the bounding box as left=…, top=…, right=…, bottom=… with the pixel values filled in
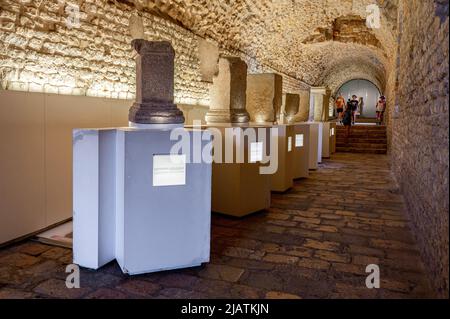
left=348, top=95, right=359, bottom=125
left=343, top=98, right=353, bottom=139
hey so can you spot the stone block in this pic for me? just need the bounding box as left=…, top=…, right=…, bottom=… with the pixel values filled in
left=281, top=93, right=300, bottom=124
left=128, top=40, right=184, bottom=125
left=246, top=73, right=283, bottom=124
left=205, top=56, right=250, bottom=124
left=198, top=39, right=219, bottom=83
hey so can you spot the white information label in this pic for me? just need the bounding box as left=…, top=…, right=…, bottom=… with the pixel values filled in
left=250, top=142, right=264, bottom=163
left=295, top=134, right=304, bottom=148
left=153, top=154, right=186, bottom=187
left=288, top=136, right=293, bottom=152
left=330, top=128, right=335, bottom=137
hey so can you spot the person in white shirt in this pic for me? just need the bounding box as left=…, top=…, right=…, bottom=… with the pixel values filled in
left=376, top=96, right=386, bottom=125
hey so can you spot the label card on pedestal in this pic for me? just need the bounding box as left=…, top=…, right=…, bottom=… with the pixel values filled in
left=288, top=136, right=293, bottom=152
left=330, top=128, right=335, bottom=137
left=250, top=142, right=264, bottom=163
left=153, top=154, right=186, bottom=187
left=295, top=134, right=304, bottom=148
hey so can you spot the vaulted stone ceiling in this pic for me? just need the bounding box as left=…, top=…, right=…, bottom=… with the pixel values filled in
left=121, top=0, right=398, bottom=93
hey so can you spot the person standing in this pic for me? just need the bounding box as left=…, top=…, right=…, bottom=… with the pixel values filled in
left=376, top=96, right=386, bottom=125
left=343, top=98, right=353, bottom=139
left=335, top=94, right=346, bottom=124
left=349, top=95, right=359, bottom=125
left=358, top=97, right=364, bottom=117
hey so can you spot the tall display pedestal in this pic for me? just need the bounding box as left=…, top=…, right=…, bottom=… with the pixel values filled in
left=270, top=124, right=295, bottom=192
left=317, top=122, right=324, bottom=164
left=209, top=125, right=271, bottom=217
left=322, top=122, right=337, bottom=158
left=293, top=123, right=310, bottom=179
left=73, top=127, right=212, bottom=275
left=306, top=122, right=321, bottom=170
left=73, top=129, right=116, bottom=270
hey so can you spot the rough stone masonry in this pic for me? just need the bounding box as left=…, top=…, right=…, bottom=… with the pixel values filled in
left=0, top=0, right=448, bottom=297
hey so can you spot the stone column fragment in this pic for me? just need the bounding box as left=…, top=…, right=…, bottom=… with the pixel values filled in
left=205, top=56, right=250, bottom=124
left=282, top=93, right=300, bottom=124
left=310, top=87, right=331, bottom=122
left=129, top=39, right=185, bottom=125
left=246, top=73, right=283, bottom=124
left=295, top=89, right=310, bottom=122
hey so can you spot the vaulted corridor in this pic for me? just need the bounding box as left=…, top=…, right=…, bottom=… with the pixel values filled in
left=0, top=154, right=433, bottom=299
left=0, top=0, right=448, bottom=301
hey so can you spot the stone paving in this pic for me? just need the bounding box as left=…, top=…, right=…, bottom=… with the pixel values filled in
left=0, top=153, right=435, bottom=299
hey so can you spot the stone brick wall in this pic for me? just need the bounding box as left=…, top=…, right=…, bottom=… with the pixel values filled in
left=0, top=0, right=305, bottom=107
left=389, top=0, right=449, bottom=298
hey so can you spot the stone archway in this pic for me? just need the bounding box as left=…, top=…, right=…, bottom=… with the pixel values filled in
left=335, top=79, right=382, bottom=118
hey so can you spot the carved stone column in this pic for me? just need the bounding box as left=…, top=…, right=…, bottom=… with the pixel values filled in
left=128, top=39, right=185, bottom=125
left=205, top=56, right=250, bottom=124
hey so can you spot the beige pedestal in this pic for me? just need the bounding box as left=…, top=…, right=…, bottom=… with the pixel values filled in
left=270, top=124, right=295, bottom=192
left=209, top=125, right=271, bottom=217
left=322, top=122, right=337, bottom=158
left=306, top=122, right=320, bottom=170
left=293, top=124, right=310, bottom=179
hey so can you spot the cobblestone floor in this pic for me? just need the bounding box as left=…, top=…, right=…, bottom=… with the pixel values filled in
left=0, top=153, right=435, bottom=299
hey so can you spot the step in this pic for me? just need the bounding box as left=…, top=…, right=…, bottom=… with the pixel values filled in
left=336, top=143, right=387, bottom=149
left=336, top=147, right=387, bottom=154
left=336, top=138, right=387, bottom=144
left=336, top=127, right=387, bottom=131
left=336, top=125, right=386, bottom=129
left=336, top=130, right=386, bottom=134
left=336, top=130, right=387, bottom=135
left=337, top=135, right=387, bottom=140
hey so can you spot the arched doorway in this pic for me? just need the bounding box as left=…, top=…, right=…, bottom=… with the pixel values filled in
left=336, top=79, right=381, bottom=118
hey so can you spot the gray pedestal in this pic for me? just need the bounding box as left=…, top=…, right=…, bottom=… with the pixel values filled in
left=73, top=127, right=212, bottom=275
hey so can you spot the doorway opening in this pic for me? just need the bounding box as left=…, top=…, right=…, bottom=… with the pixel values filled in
left=335, top=79, right=382, bottom=119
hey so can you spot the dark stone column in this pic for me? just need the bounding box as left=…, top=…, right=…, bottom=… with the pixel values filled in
left=129, top=39, right=185, bottom=125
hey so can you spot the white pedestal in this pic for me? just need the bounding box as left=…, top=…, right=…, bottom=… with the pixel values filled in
left=317, top=122, right=323, bottom=163
left=270, top=124, right=295, bottom=192
left=73, top=127, right=212, bottom=275
left=322, top=122, right=337, bottom=158
left=293, top=124, right=310, bottom=179
left=73, top=129, right=116, bottom=270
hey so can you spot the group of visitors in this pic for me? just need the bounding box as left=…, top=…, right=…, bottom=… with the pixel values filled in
left=335, top=95, right=360, bottom=126
left=335, top=94, right=386, bottom=126
left=335, top=94, right=386, bottom=137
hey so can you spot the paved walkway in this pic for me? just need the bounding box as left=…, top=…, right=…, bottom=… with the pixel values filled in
left=0, top=153, right=434, bottom=298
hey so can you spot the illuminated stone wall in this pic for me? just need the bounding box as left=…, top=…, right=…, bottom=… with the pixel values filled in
left=389, top=0, right=449, bottom=298
left=0, top=0, right=305, bottom=106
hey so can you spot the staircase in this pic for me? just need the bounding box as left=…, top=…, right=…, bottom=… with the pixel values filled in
left=336, top=125, right=387, bottom=154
